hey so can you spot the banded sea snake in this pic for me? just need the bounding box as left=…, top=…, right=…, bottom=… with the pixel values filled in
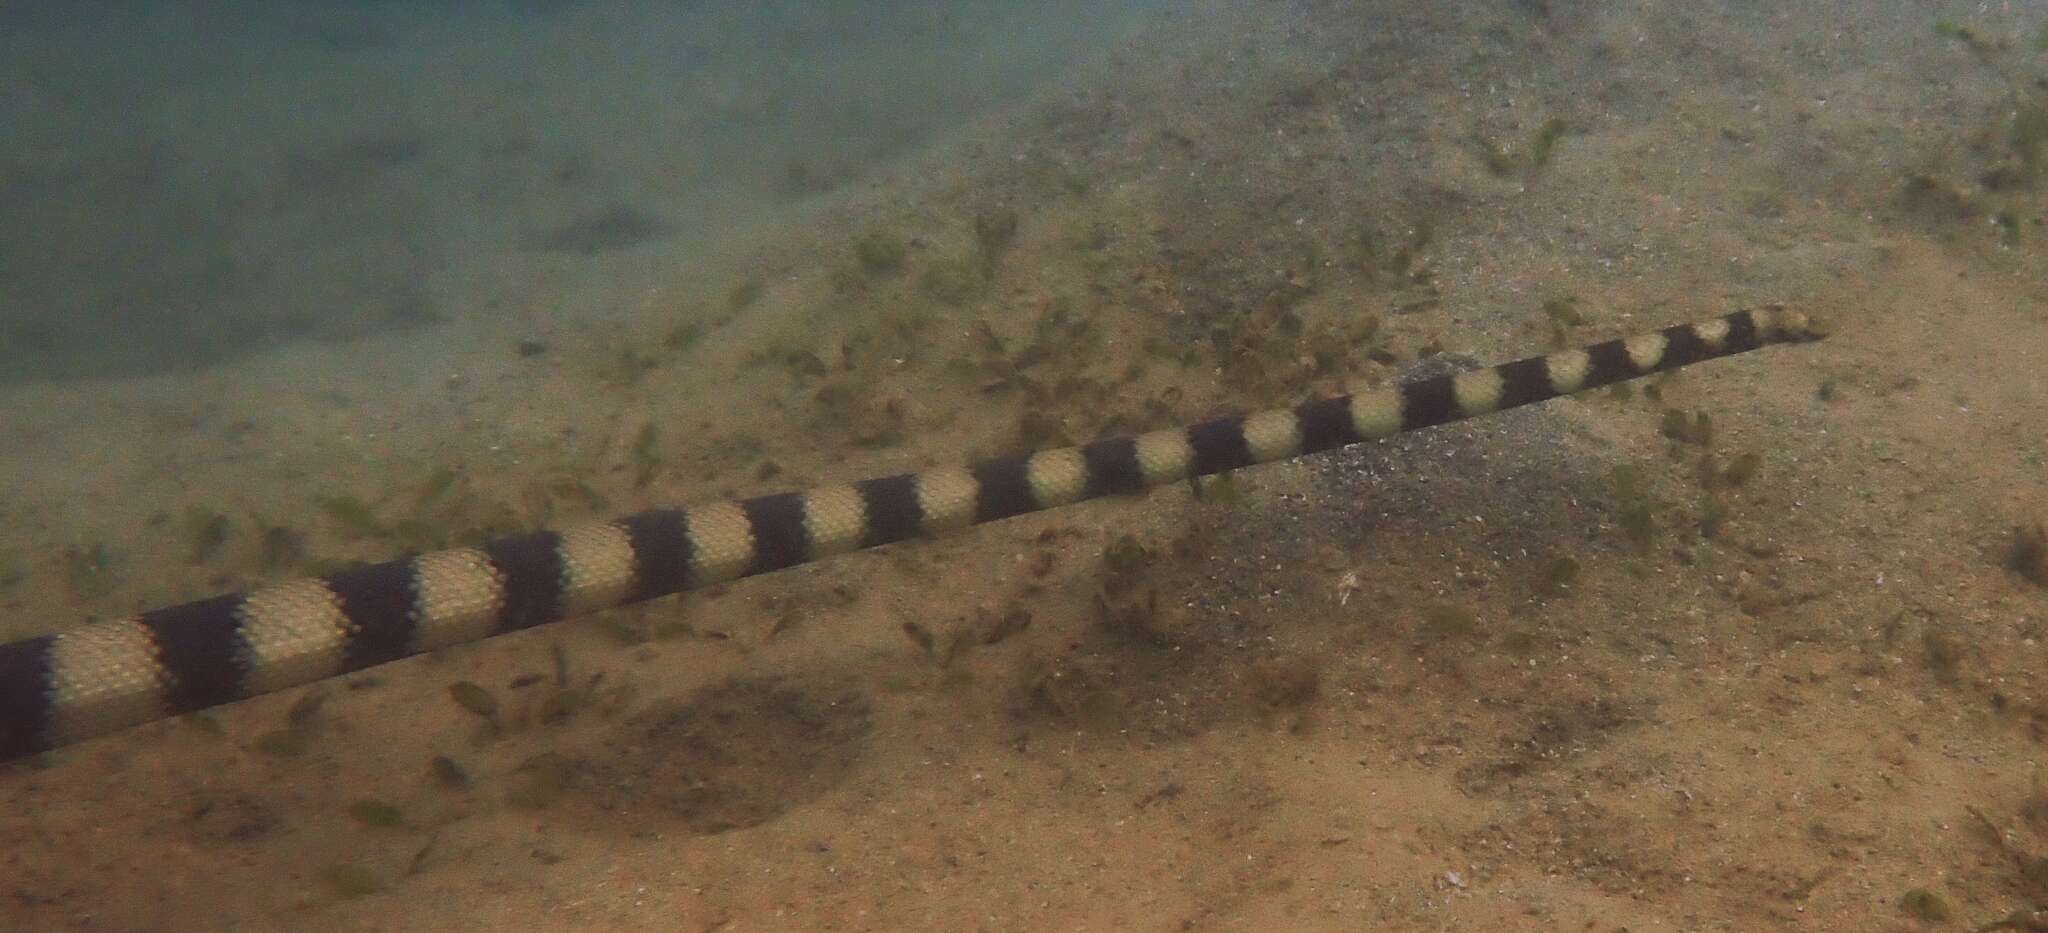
left=0, top=307, right=1823, bottom=763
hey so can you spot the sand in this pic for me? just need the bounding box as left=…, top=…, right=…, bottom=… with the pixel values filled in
left=3, top=0, right=2047, bottom=929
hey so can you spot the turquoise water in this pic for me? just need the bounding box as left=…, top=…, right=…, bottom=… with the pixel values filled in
left=1, top=0, right=1162, bottom=379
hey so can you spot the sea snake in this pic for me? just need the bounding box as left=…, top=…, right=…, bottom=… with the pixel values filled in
left=0, top=307, right=1823, bottom=762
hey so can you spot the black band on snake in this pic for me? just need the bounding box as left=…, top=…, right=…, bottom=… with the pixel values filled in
left=0, top=307, right=1824, bottom=762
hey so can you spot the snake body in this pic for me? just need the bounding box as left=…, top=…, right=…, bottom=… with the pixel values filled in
left=0, top=307, right=1821, bottom=762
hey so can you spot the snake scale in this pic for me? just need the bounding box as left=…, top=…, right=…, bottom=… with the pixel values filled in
left=0, top=307, right=1822, bottom=762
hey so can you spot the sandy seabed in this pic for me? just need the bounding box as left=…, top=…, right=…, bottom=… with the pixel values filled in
left=4, top=1, right=2048, bottom=930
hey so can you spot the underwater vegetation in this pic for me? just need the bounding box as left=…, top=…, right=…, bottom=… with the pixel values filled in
left=1897, top=19, right=2048, bottom=248
left=1467, top=117, right=1571, bottom=181
left=2011, top=524, right=2048, bottom=587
